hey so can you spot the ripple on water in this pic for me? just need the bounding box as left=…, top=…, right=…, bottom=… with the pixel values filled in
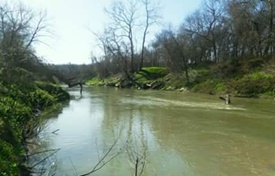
left=120, top=96, right=247, bottom=111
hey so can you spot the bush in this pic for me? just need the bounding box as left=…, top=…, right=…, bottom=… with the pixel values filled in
left=137, top=67, right=169, bottom=80
left=36, top=81, right=70, bottom=102
left=211, top=59, right=242, bottom=79
left=86, top=77, right=102, bottom=85
left=0, top=82, right=69, bottom=176
left=0, top=140, right=21, bottom=176
left=192, top=79, right=228, bottom=94
left=28, top=88, right=56, bottom=108
left=134, top=67, right=168, bottom=85
left=231, top=71, right=275, bottom=95
left=0, top=97, right=32, bottom=129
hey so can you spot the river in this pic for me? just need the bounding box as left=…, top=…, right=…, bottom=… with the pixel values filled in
left=31, top=87, right=275, bottom=176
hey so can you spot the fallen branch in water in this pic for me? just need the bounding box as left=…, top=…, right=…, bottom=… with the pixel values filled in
left=80, top=138, right=124, bottom=176
left=28, top=148, right=60, bottom=157
left=126, top=137, right=148, bottom=176
left=30, top=148, right=60, bottom=169
left=52, top=129, right=60, bottom=134
left=70, top=157, right=78, bottom=175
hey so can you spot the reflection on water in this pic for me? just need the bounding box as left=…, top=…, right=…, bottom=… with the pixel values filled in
left=33, top=87, right=275, bottom=176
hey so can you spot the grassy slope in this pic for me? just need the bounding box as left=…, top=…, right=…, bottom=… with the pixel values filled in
left=190, top=58, right=275, bottom=97
left=86, top=59, right=275, bottom=98
left=0, top=82, right=69, bottom=176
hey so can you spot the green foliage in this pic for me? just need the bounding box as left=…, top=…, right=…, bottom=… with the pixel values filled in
left=190, top=70, right=275, bottom=96
left=0, top=139, right=20, bottom=176
left=36, top=81, right=70, bottom=102
left=188, top=69, right=210, bottom=84
left=0, top=96, right=28, bottom=175
left=187, top=67, right=229, bottom=94
left=0, top=83, right=69, bottom=175
left=135, top=72, right=151, bottom=83
left=86, top=76, right=121, bottom=86
left=86, top=77, right=105, bottom=86
left=0, top=2, right=71, bottom=175
left=162, top=74, right=186, bottom=90
left=242, top=58, right=264, bottom=72
left=231, top=71, right=275, bottom=95
left=28, top=88, right=56, bottom=108
left=0, top=97, right=32, bottom=125
left=138, top=67, right=169, bottom=79
left=215, top=82, right=227, bottom=93
left=134, top=67, right=168, bottom=85
left=103, top=76, right=122, bottom=86
left=192, top=79, right=220, bottom=94
left=211, top=59, right=243, bottom=79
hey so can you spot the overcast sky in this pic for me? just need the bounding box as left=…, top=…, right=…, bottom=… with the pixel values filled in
left=17, top=0, right=202, bottom=64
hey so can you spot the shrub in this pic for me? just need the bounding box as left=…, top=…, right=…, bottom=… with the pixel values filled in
left=86, top=77, right=102, bottom=85
left=139, top=67, right=169, bottom=80
left=192, top=79, right=228, bottom=94
left=36, top=81, right=70, bottom=102
left=0, top=140, right=20, bottom=176
left=28, top=88, right=56, bottom=108
left=211, top=59, right=242, bottom=79
left=232, top=71, right=275, bottom=94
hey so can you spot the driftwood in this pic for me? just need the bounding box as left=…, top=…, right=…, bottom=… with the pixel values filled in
left=52, top=129, right=60, bottom=135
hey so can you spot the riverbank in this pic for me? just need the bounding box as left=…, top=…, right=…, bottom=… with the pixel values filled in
left=87, top=58, right=275, bottom=99
left=0, top=82, right=69, bottom=176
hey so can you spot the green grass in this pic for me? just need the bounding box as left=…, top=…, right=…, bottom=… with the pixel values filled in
left=134, top=67, right=169, bottom=84
left=231, top=71, right=275, bottom=95
left=86, top=76, right=121, bottom=86
left=190, top=70, right=275, bottom=96
left=86, top=77, right=102, bottom=85
left=85, top=64, right=275, bottom=98
left=162, top=74, right=186, bottom=90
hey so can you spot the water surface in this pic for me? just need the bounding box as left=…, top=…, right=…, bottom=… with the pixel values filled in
left=34, top=87, right=275, bottom=176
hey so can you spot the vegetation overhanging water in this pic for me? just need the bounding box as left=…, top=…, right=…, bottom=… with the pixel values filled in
left=1, top=0, right=275, bottom=175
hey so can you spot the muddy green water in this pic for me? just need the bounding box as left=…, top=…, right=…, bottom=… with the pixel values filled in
left=35, top=87, right=275, bottom=176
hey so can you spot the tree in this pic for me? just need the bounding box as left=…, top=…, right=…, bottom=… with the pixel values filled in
left=105, top=0, right=138, bottom=73
left=261, top=0, right=274, bottom=55
left=156, top=28, right=190, bottom=83
left=101, top=0, right=159, bottom=75
left=0, top=1, right=48, bottom=84
left=226, top=0, right=275, bottom=57
left=139, top=0, right=160, bottom=70
left=183, top=0, right=226, bottom=62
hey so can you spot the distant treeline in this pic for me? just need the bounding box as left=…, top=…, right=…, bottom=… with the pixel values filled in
left=89, top=0, right=275, bottom=80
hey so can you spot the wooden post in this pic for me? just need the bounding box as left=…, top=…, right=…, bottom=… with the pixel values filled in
left=79, top=83, right=83, bottom=96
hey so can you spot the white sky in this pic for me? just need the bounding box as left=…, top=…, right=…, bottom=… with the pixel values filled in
left=15, top=0, right=202, bottom=64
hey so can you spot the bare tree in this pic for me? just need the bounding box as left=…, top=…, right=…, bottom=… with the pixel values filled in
left=183, top=0, right=225, bottom=62
left=139, top=0, right=160, bottom=70
left=156, top=28, right=190, bottom=83
left=0, top=2, right=48, bottom=50
left=0, top=1, right=49, bottom=84
left=260, top=0, right=274, bottom=55
left=105, top=0, right=138, bottom=73
left=103, top=0, right=160, bottom=74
